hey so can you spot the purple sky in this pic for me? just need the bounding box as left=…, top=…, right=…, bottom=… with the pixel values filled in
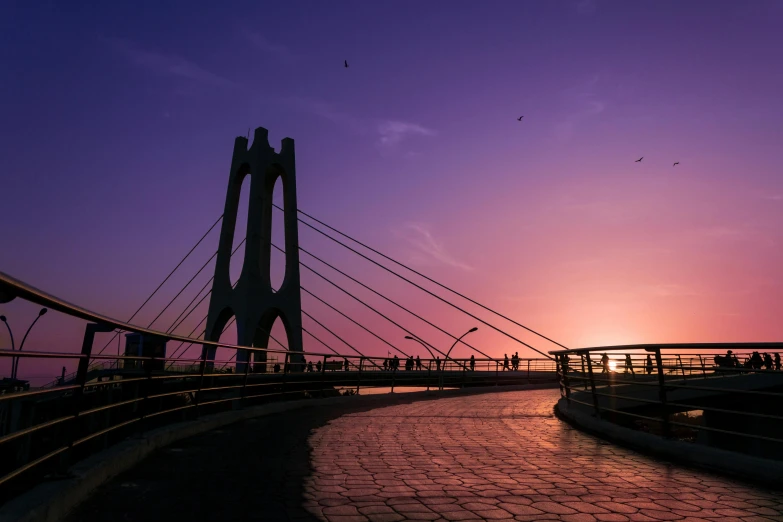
left=2, top=1, right=783, bottom=382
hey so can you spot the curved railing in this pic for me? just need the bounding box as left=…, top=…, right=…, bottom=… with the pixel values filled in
left=550, top=344, right=783, bottom=460
left=0, top=271, right=556, bottom=500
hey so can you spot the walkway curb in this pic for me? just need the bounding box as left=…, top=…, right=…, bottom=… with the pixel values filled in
left=0, top=382, right=557, bottom=522
left=555, top=397, right=783, bottom=487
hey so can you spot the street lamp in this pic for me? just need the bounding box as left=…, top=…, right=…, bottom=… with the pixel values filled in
left=1, top=315, right=15, bottom=379
left=444, top=327, right=478, bottom=364
left=11, top=308, right=47, bottom=380
left=404, top=336, right=437, bottom=360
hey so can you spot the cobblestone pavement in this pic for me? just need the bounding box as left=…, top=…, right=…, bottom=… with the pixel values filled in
left=303, top=389, right=783, bottom=522
left=64, top=389, right=782, bottom=522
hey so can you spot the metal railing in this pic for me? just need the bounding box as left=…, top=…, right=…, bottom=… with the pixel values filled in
left=0, top=271, right=556, bottom=500
left=551, top=344, right=783, bottom=461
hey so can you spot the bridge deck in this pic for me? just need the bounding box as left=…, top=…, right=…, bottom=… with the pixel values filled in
left=64, top=388, right=782, bottom=522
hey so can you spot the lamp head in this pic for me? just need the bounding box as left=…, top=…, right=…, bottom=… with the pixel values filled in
left=404, top=336, right=413, bottom=340
left=469, top=327, right=478, bottom=333
left=39, top=308, right=48, bottom=316
left=0, top=315, right=6, bottom=323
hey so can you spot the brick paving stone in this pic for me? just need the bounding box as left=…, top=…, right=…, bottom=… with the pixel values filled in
left=63, top=389, right=783, bottom=522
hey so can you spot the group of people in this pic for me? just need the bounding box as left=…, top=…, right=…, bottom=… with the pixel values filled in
left=714, top=350, right=781, bottom=371
left=501, top=352, right=523, bottom=371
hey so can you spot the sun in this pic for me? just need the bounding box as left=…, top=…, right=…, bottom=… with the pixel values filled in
left=608, top=360, right=617, bottom=372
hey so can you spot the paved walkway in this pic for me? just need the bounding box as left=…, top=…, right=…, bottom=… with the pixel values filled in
left=66, top=389, right=783, bottom=522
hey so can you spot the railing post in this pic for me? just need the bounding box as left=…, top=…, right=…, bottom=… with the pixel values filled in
left=527, top=360, right=530, bottom=380
left=652, top=348, right=671, bottom=438
left=495, top=360, right=499, bottom=386
left=240, top=348, right=251, bottom=409
left=138, top=351, right=156, bottom=436
left=677, top=354, right=687, bottom=380
left=281, top=352, right=289, bottom=399
left=356, top=357, right=363, bottom=394
left=427, top=359, right=431, bottom=391
left=194, top=350, right=208, bottom=419
left=562, top=355, right=572, bottom=401
left=391, top=364, right=396, bottom=393
left=60, top=322, right=113, bottom=474
left=584, top=351, right=600, bottom=417
left=321, top=355, right=327, bottom=397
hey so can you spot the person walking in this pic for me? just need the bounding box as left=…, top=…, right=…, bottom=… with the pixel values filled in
left=416, top=355, right=422, bottom=370
left=646, top=354, right=653, bottom=375
left=601, top=353, right=610, bottom=374
left=470, top=355, right=475, bottom=371
left=624, top=354, right=635, bottom=375
left=775, top=353, right=781, bottom=371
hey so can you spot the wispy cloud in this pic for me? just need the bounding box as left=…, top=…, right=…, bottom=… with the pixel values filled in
left=395, top=223, right=472, bottom=271
left=286, top=97, right=367, bottom=134
left=377, top=120, right=436, bottom=148
left=763, top=194, right=782, bottom=201
left=105, top=37, right=236, bottom=88
left=241, top=30, right=296, bottom=63
left=554, top=75, right=606, bottom=141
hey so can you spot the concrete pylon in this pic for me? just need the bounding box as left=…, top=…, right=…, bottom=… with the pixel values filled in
left=202, top=127, right=304, bottom=372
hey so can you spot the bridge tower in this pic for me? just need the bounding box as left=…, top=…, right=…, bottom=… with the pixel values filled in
left=202, top=126, right=304, bottom=371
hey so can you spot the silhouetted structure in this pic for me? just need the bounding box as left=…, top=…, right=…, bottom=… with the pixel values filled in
left=202, top=127, right=305, bottom=372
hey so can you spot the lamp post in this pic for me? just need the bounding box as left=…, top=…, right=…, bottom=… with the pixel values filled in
left=1, top=315, right=15, bottom=379
left=404, top=336, right=437, bottom=360
left=433, top=327, right=478, bottom=390
left=444, top=327, right=479, bottom=366
left=11, top=308, right=47, bottom=380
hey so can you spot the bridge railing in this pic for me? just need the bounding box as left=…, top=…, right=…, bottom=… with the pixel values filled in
left=550, top=344, right=783, bottom=461
left=0, top=271, right=556, bottom=500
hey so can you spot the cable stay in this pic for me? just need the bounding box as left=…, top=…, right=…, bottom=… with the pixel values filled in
left=289, top=205, right=567, bottom=351
left=298, top=245, right=492, bottom=359
left=277, top=223, right=553, bottom=359
left=96, top=214, right=223, bottom=355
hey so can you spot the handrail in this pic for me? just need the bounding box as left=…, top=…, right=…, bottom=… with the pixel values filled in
left=549, top=342, right=783, bottom=355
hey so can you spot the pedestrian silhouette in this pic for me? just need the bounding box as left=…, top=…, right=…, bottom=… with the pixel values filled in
left=624, top=354, right=635, bottom=375
left=436, top=356, right=441, bottom=371
left=646, top=354, right=653, bottom=374
left=470, top=355, right=475, bottom=371
left=503, top=354, right=509, bottom=371
left=775, top=353, right=781, bottom=371
left=601, top=353, right=609, bottom=374
left=416, top=355, right=422, bottom=370
left=763, top=352, right=773, bottom=370
left=315, top=360, right=322, bottom=372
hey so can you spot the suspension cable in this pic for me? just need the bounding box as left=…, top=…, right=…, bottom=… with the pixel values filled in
left=146, top=251, right=217, bottom=329
left=298, top=245, right=492, bottom=359
left=96, top=214, right=223, bottom=355
left=286, top=218, right=552, bottom=359
left=302, top=327, right=339, bottom=355
left=301, top=307, right=399, bottom=359
left=301, top=287, right=416, bottom=360
left=287, top=205, right=567, bottom=350
left=165, top=238, right=246, bottom=334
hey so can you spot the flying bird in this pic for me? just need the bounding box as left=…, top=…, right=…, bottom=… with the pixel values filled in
left=517, top=116, right=523, bottom=121
left=635, top=157, right=643, bottom=163
left=344, top=60, right=349, bottom=68
left=673, top=162, right=679, bottom=167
